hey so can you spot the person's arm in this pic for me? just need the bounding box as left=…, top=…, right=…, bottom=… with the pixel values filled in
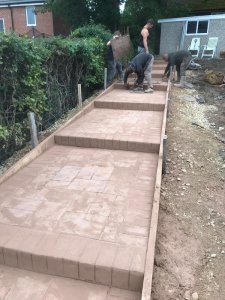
left=163, top=63, right=171, bottom=77
left=142, top=28, right=149, bottom=53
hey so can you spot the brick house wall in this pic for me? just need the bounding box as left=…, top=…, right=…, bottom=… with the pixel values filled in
left=0, top=5, right=54, bottom=36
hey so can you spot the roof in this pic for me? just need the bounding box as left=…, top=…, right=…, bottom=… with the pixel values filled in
left=0, top=0, right=44, bottom=6
left=158, top=13, right=225, bottom=23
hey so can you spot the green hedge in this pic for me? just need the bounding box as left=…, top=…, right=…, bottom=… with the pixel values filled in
left=0, top=26, right=107, bottom=162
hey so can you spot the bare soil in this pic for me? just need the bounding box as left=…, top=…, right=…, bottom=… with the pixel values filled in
left=152, top=60, right=225, bottom=300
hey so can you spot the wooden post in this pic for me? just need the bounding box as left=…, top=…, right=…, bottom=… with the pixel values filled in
left=104, top=68, right=107, bottom=90
left=78, top=84, right=82, bottom=108
left=27, top=112, right=39, bottom=148
left=162, top=134, right=168, bottom=175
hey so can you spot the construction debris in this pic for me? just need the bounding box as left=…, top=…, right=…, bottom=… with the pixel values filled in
left=203, top=70, right=224, bottom=85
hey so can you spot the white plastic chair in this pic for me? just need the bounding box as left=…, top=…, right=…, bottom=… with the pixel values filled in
left=188, top=38, right=200, bottom=58
left=201, top=37, right=218, bottom=58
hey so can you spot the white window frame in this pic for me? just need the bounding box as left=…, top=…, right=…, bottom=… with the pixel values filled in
left=26, top=6, right=36, bottom=26
left=0, top=18, right=5, bottom=33
left=186, top=20, right=209, bottom=35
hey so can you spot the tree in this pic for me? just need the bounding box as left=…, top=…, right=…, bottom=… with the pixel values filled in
left=122, top=0, right=190, bottom=53
left=45, top=0, right=124, bottom=31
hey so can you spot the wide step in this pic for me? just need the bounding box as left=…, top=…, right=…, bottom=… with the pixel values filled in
left=94, top=89, right=166, bottom=111
left=55, top=108, right=163, bottom=153
left=0, top=265, right=141, bottom=300
left=0, top=146, right=158, bottom=291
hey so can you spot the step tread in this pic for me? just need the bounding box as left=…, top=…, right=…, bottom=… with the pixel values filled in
left=0, top=146, right=158, bottom=291
left=0, top=265, right=141, bottom=300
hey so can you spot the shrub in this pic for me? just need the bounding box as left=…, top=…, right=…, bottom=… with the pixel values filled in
left=71, top=23, right=112, bottom=42
left=0, top=25, right=108, bottom=163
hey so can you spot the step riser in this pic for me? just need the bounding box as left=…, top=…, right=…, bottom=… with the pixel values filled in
left=94, top=101, right=165, bottom=111
left=129, top=73, right=164, bottom=79
left=114, top=83, right=167, bottom=92
left=153, top=66, right=166, bottom=70
left=0, top=247, right=143, bottom=292
left=54, top=136, right=160, bottom=153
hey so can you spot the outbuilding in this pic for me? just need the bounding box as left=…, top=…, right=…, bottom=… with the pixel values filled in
left=158, top=14, right=225, bottom=58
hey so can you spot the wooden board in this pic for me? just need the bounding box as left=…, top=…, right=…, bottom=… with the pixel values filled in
left=111, top=35, right=131, bottom=61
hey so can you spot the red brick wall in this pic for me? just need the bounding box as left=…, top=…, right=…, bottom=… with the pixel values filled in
left=0, top=6, right=54, bottom=36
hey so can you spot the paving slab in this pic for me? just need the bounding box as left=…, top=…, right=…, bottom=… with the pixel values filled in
left=0, top=146, right=158, bottom=291
left=0, top=265, right=141, bottom=300
left=55, top=108, right=163, bottom=153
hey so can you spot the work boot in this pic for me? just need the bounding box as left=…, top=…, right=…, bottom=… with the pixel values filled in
left=133, top=85, right=143, bottom=91
left=174, top=76, right=185, bottom=88
left=144, top=87, right=154, bottom=93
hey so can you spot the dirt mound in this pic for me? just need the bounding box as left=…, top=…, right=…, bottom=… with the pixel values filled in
left=203, top=70, right=224, bottom=85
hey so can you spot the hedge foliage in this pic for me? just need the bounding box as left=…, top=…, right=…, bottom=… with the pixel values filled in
left=0, top=25, right=108, bottom=162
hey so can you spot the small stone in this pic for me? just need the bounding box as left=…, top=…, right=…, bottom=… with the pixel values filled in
left=211, top=254, right=217, bottom=258
left=184, top=290, right=191, bottom=300
left=192, top=292, right=199, bottom=300
left=183, top=95, right=196, bottom=102
left=182, top=168, right=187, bottom=173
left=177, top=177, right=181, bottom=181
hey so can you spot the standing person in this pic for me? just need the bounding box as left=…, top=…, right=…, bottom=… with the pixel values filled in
left=106, top=31, right=123, bottom=87
left=138, top=19, right=155, bottom=54
left=162, top=50, right=192, bottom=87
left=124, top=52, right=154, bottom=93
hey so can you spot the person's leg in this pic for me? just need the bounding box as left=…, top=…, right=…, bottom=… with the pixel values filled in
left=180, top=55, right=192, bottom=77
left=176, top=65, right=181, bottom=82
left=174, top=55, right=192, bottom=87
left=144, top=56, right=154, bottom=92
left=107, top=60, right=116, bottom=86
left=116, top=61, right=123, bottom=80
left=137, top=46, right=145, bottom=54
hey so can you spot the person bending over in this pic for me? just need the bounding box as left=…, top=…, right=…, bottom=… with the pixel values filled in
left=124, top=52, right=154, bottom=93
left=162, top=50, right=192, bottom=87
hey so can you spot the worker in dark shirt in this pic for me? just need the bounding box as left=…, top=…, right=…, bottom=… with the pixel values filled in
left=162, top=50, right=192, bottom=87
left=124, top=52, right=154, bottom=93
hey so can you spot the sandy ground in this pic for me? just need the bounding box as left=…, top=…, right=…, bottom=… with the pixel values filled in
left=152, top=61, right=225, bottom=300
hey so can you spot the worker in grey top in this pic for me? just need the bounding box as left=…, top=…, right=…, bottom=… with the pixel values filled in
left=124, top=52, right=154, bottom=93
left=162, top=50, right=192, bottom=87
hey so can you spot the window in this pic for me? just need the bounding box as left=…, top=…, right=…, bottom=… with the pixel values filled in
left=26, top=6, right=36, bottom=26
left=186, top=20, right=208, bottom=35
left=0, top=19, right=5, bottom=33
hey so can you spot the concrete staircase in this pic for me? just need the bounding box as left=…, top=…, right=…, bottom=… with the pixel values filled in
left=0, top=60, right=168, bottom=300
